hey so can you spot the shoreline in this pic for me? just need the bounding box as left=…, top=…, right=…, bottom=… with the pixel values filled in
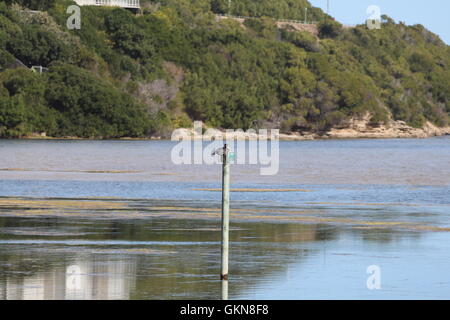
left=7, top=134, right=448, bottom=142
left=5, top=132, right=450, bottom=142
left=3, top=118, right=450, bottom=142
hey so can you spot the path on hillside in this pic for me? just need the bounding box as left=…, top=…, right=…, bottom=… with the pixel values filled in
left=216, top=14, right=319, bottom=35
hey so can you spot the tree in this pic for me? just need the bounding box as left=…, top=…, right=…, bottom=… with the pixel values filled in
left=3, top=0, right=56, bottom=11
left=0, top=95, right=27, bottom=137
left=318, top=20, right=343, bottom=39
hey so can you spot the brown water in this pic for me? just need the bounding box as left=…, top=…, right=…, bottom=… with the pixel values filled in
left=0, top=137, right=449, bottom=299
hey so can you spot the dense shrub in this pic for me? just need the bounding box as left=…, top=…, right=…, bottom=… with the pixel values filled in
left=318, top=20, right=343, bottom=38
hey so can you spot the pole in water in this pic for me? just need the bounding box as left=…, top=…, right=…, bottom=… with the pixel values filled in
left=221, top=278, right=229, bottom=300
left=221, top=143, right=230, bottom=280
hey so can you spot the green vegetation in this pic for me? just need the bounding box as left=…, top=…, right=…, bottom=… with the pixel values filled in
left=210, top=0, right=325, bottom=21
left=0, top=0, right=449, bottom=138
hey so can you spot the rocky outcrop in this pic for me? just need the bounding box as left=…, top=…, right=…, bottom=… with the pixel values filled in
left=276, top=21, right=318, bottom=35
left=171, top=116, right=450, bottom=141
left=323, top=117, right=450, bottom=139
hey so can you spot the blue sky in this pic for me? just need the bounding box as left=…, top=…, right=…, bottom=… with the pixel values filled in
left=309, top=0, right=450, bottom=44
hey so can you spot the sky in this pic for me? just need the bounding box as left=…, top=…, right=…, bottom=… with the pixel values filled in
left=309, top=0, right=450, bottom=44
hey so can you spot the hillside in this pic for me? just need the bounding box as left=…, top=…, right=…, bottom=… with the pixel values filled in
left=0, top=0, right=449, bottom=138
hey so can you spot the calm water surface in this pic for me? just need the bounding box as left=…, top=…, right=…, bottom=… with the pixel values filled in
left=0, top=137, right=449, bottom=299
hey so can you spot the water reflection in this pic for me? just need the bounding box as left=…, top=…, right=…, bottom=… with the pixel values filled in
left=0, top=259, right=136, bottom=300
left=0, top=209, right=445, bottom=300
left=0, top=216, right=327, bottom=300
left=64, top=260, right=136, bottom=300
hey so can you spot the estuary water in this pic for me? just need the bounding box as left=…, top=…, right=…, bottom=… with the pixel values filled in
left=0, top=137, right=449, bottom=299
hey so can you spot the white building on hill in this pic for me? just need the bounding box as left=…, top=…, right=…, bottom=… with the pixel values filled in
left=74, top=0, right=140, bottom=9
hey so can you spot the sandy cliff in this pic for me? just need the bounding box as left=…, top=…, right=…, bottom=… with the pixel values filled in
left=172, top=115, right=450, bottom=141
left=323, top=117, right=450, bottom=140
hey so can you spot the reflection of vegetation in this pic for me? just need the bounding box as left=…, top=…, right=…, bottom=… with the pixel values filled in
left=0, top=198, right=434, bottom=299
left=0, top=1, right=449, bottom=137
left=0, top=197, right=447, bottom=232
left=350, top=227, right=421, bottom=243
left=314, top=224, right=339, bottom=241
left=0, top=216, right=324, bottom=299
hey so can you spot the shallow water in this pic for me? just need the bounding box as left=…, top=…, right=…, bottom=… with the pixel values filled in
left=0, top=137, right=449, bottom=299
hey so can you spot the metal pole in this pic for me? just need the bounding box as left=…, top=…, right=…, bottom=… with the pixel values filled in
left=221, top=278, right=229, bottom=300
left=304, top=7, right=308, bottom=24
left=221, top=144, right=230, bottom=280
